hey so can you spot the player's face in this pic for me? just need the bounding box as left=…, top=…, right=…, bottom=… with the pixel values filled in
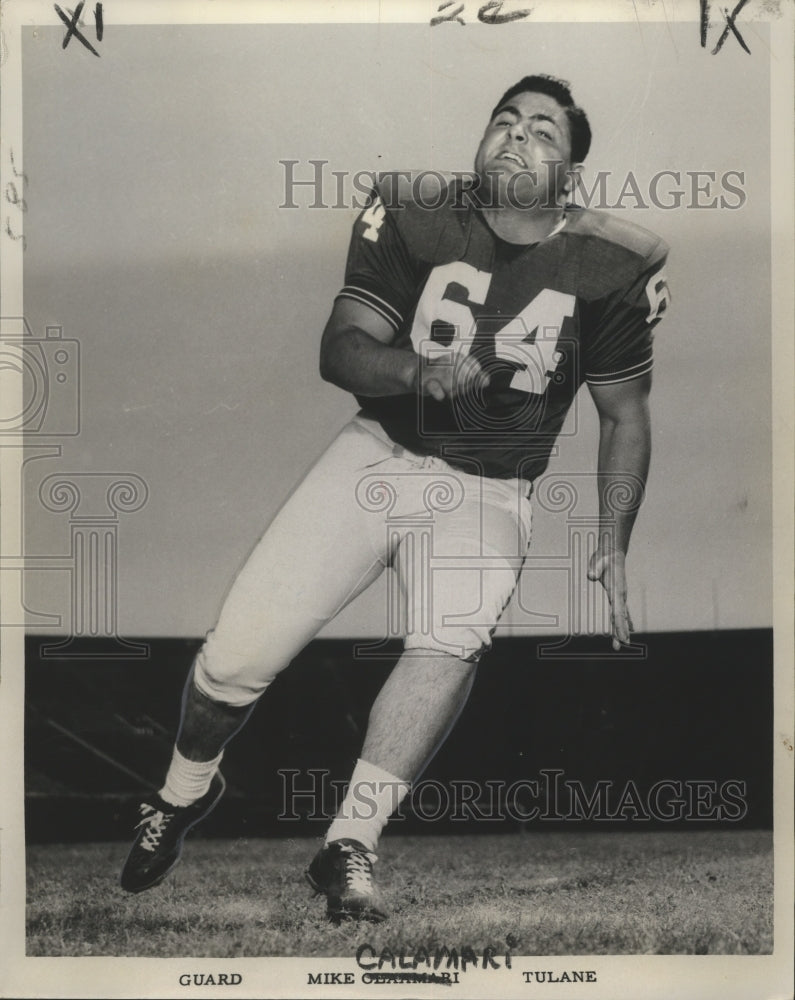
left=474, top=91, right=577, bottom=208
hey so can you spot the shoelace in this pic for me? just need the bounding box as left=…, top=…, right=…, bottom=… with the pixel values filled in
left=136, top=803, right=174, bottom=853
left=340, top=846, right=377, bottom=894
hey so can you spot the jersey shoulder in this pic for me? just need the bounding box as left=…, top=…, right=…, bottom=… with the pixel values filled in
left=373, top=170, right=473, bottom=265
left=565, top=206, right=669, bottom=260
left=563, top=207, right=669, bottom=298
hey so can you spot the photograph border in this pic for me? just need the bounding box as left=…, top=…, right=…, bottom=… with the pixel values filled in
left=1, top=2, right=792, bottom=998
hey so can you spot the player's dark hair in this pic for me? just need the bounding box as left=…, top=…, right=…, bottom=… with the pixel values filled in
left=491, top=74, right=591, bottom=163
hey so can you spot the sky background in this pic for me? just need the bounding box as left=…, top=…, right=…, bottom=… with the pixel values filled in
left=19, top=18, right=772, bottom=638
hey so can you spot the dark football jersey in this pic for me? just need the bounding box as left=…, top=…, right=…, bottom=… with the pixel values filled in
left=336, top=175, right=670, bottom=482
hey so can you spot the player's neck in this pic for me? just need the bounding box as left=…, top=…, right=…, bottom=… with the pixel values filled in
left=479, top=205, right=565, bottom=245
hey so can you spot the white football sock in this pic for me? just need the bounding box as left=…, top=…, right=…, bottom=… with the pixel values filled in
left=159, top=746, right=224, bottom=807
left=325, top=758, right=410, bottom=852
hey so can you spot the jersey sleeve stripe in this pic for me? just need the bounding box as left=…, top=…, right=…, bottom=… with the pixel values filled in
left=336, top=286, right=403, bottom=331
left=585, top=357, right=653, bottom=385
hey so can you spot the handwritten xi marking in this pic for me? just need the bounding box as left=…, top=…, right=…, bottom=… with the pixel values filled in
left=54, top=1, right=104, bottom=57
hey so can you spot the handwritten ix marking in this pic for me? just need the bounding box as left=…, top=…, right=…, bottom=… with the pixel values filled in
left=430, top=1, right=532, bottom=26
left=54, top=2, right=104, bottom=56
left=701, top=0, right=751, bottom=54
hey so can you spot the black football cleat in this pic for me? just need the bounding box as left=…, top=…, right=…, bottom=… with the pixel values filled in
left=120, top=772, right=226, bottom=893
left=305, top=838, right=388, bottom=923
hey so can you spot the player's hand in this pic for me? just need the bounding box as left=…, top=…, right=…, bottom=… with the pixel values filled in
left=587, top=543, right=634, bottom=651
left=417, top=350, right=491, bottom=402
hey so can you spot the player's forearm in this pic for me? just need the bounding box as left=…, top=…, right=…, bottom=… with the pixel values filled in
left=320, top=326, right=417, bottom=396
left=596, top=410, right=651, bottom=554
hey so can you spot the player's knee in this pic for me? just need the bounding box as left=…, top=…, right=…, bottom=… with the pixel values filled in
left=192, top=631, right=278, bottom=708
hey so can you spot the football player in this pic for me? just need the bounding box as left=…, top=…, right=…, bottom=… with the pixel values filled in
left=121, top=74, right=669, bottom=923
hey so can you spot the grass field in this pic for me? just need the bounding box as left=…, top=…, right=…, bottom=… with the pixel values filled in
left=26, top=830, right=772, bottom=957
